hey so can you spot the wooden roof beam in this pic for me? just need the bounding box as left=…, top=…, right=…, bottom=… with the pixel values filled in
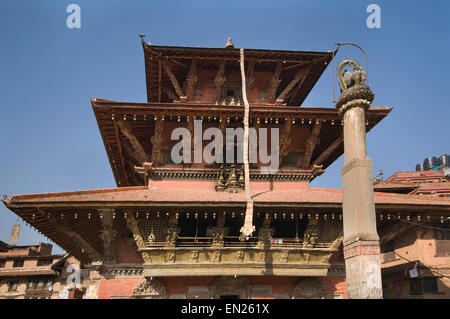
left=161, top=57, right=185, bottom=99
left=288, top=63, right=314, bottom=105
left=113, top=120, right=128, bottom=186
left=37, top=209, right=103, bottom=263
left=276, top=67, right=308, bottom=105
left=117, top=121, right=149, bottom=165
left=313, top=137, right=343, bottom=166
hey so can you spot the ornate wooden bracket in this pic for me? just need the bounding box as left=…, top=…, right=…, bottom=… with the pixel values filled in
left=313, top=136, right=343, bottom=166
left=185, top=58, right=198, bottom=100
left=287, top=63, right=314, bottom=105
left=279, top=118, right=293, bottom=164
left=300, top=122, right=323, bottom=168
left=125, top=212, right=152, bottom=263
left=214, top=61, right=226, bottom=103
left=117, top=121, right=149, bottom=166
left=98, top=208, right=116, bottom=263
left=161, top=57, right=185, bottom=99
left=37, top=209, right=103, bottom=262
left=246, top=60, right=255, bottom=90
left=151, top=116, right=164, bottom=166
left=276, top=67, right=308, bottom=104
left=267, top=61, right=282, bottom=103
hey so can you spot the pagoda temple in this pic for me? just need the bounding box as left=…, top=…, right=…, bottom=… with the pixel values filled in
left=3, top=38, right=450, bottom=299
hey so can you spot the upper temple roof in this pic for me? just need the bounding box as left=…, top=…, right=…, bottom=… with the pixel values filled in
left=142, top=40, right=333, bottom=106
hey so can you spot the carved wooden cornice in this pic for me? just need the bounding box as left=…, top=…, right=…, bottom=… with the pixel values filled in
left=101, top=266, right=143, bottom=278
left=149, top=169, right=321, bottom=181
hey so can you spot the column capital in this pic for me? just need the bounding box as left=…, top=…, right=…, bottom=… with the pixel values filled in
left=336, top=85, right=374, bottom=116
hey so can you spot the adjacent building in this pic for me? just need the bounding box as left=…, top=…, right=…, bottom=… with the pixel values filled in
left=373, top=167, right=450, bottom=298
left=0, top=241, right=99, bottom=299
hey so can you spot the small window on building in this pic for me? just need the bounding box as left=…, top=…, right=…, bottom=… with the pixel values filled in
left=0, top=260, right=5, bottom=268
left=13, top=260, right=24, bottom=268
left=37, top=279, right=45, bottom=288
left=28, top=281, right=35, bottom=289
left=37, top=258, right=53, bottom=266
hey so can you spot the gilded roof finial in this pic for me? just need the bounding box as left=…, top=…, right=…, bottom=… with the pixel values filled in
left=225, top=37, right=234, bottom=49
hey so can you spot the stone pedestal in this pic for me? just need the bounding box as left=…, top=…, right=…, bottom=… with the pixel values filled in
left=337, top=92, right=383, bottom=299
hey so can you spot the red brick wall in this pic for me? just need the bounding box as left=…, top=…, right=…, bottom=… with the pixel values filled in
left=97, top=278, right=143, bottom=299
left=320, top=276, right=347, bottom=298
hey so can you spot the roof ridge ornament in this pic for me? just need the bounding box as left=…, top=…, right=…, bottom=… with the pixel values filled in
left=225, top=37, right=234, bottom=49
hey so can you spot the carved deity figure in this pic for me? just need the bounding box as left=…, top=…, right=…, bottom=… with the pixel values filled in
left=257, top=217, right=274, bottom=248
left=303, top=224, right=319, bottom=248
left=165, top=223, right=180, bottom=247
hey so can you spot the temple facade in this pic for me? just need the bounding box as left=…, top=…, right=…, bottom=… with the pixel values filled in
left=2, top=39, right=449, bottom=299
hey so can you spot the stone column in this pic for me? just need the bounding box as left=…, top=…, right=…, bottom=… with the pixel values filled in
left=337, top=84, right=383, bottom=298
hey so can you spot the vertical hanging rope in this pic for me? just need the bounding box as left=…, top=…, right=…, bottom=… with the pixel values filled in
left=239, top=48, right=255, bottom=240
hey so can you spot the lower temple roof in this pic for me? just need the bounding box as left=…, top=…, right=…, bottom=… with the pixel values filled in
left=4, top=186, right=450, bottom=209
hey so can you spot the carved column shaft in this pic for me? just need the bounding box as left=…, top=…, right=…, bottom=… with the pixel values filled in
left=338, top=92, right=382, bottom=298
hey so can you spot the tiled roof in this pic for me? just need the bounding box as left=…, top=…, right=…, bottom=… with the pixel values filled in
left=5, top=186, right=450, bottom=208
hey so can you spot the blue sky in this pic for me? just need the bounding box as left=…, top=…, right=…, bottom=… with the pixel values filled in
left=1, top=0, right=449, bottom=253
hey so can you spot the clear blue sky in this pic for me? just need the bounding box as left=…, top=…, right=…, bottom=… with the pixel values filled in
left=1, top=0, right=449, bottom=253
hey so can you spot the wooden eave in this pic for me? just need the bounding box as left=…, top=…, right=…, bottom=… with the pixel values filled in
left=92, top=99, right=391, bottom=187
left=3, top=187, right=449, bottom=264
